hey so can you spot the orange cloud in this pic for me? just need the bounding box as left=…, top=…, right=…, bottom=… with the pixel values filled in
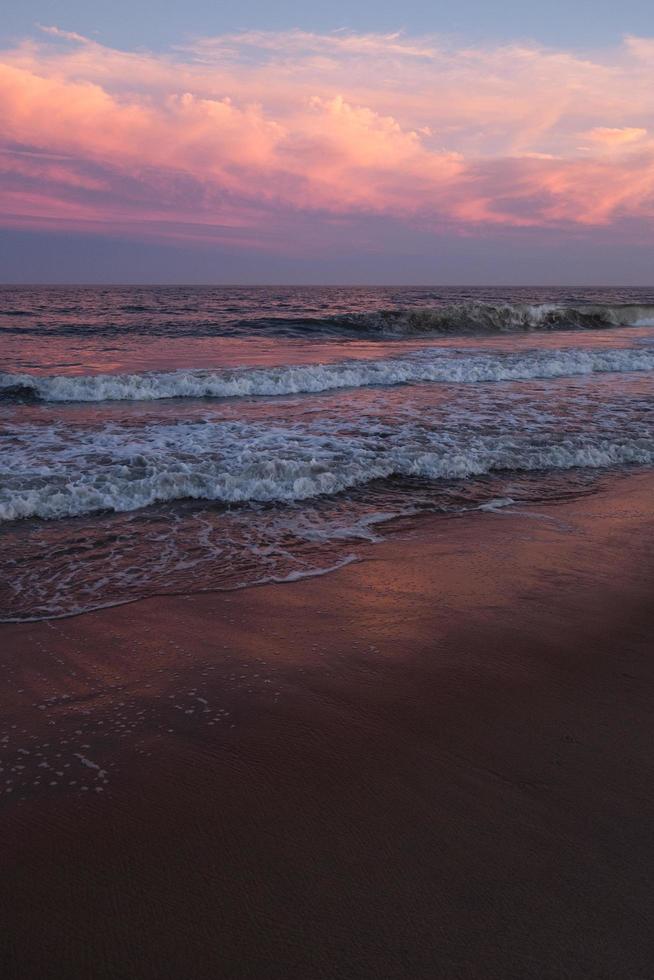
left=1, top=29, right=654, bottom=245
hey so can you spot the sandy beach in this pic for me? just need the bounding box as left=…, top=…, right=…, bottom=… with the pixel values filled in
left=1, top=470, right=653, bottom=978
left=4, top=7, right=654, bottom=976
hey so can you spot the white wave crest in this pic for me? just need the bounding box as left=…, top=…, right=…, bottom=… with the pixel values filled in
left=3, top=345, right=654, bottom=403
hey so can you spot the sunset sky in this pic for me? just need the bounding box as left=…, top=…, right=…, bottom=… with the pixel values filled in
left=2, top=1, right=654, bottom=283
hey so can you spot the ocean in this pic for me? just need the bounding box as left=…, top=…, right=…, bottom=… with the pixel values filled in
left=2, top=284, right=654, bottom=622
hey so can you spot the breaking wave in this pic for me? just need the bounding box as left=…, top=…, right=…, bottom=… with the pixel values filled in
left=3, top=345, right=654, bottom=403
left=338, top=302, right=654, bottom=336
left=3, top=300, right=654, bottom=339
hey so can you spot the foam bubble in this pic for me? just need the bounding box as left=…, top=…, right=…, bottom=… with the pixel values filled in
left=1, top=413, right=652, bottom=523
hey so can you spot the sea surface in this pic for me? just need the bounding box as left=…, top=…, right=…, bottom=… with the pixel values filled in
left=2, top=284, right=654, bottom=621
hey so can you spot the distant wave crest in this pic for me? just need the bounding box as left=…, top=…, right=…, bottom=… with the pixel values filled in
left=3, top=300, right=654, bottom=338
left=338, top=301, right=654, bottom=335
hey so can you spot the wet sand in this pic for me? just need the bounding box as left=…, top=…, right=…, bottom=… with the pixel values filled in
left=1, top=471, right=653, bottom=979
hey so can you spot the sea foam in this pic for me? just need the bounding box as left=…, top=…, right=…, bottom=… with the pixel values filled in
left=1, top=415, right=652, bottom=522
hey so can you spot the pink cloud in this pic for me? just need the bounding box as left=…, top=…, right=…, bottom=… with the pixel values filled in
left=1, top=29, right=654, bottom=247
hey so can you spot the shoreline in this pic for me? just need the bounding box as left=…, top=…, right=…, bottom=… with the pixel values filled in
left=2, top=470, right=654, bottom=977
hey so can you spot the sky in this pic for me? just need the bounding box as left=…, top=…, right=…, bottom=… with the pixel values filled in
left=1, top=2, right=654, bottom=283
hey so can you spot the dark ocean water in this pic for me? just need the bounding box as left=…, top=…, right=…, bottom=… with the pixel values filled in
left=2, top=285, right=654, bottom=621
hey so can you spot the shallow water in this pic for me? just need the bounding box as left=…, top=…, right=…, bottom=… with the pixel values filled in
left=1, top=284, right=653, bottom=620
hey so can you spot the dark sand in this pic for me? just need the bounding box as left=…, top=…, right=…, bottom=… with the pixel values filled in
left=1, top=472, right=653, bottom=979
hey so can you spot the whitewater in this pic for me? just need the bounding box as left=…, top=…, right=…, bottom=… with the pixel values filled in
left=2, top=412, right=653, bottom=523
left=2, top=284, right=654, bottom=619
left=3, top=345, right=654, bottom=403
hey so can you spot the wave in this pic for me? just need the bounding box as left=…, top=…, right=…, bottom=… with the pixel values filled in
left=3, top=300, right=654, bottom=339
left=338, top=302, right=654, bottom=335
left=3, top=345, right=654, bottom=403
left=1, top=417, right=652, bottom=522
